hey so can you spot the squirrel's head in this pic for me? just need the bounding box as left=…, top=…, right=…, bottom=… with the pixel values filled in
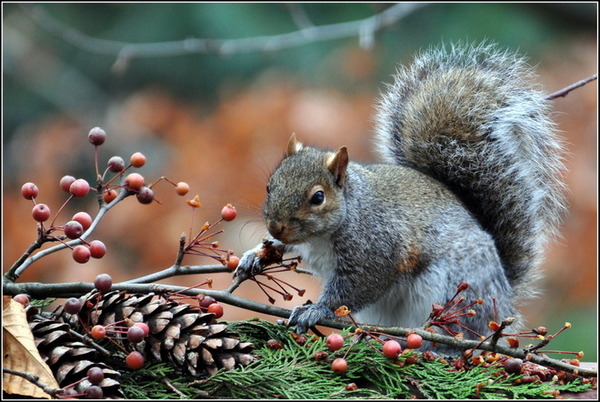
left=264, top=133, right=349, bottom=244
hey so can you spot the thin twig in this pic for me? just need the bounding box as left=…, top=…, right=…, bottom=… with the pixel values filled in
left=546, top=74, right=597, bottom=100
left=162, top=378, right=187, bottom=398
left=2, top=368, right=63, bottom=397
left=120, top=264, right=230, bottom=284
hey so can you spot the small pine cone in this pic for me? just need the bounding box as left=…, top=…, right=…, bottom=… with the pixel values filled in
left=29, top=317, right=123, bottom=398
left=56, top=290, right=255, bottom=377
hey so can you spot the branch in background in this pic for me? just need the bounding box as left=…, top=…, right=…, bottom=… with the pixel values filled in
left=20, top=3, right=426, bottom=73
left=546, top=74, right=597, bottom=100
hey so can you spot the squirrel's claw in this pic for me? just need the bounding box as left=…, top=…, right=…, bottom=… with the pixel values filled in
left=233, top=245, right=264, bottom=280
left=288, top=303, right=333, bottom=334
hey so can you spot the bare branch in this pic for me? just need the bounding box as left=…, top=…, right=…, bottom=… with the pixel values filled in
left=121, top=264, right=231, bottom=284
left=3, top=280, right=595, bottom=377
left=2, top=368, right=63, bottom=397
left=546, top=74, right=597, bottom=100
left=20, top=3, right=427, bottom=72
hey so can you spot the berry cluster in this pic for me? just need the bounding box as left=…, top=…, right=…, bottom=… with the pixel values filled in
left=59, top=275, right=151, bottom=374
left=160, top=283, right=226, bottom=321
left=23, top=179, right=107, bottom=264
left=19, top=127, right=194, bottom=267
left=56, top=366, right=108, bottom=399
left=89, top=127, right=189, bottom=205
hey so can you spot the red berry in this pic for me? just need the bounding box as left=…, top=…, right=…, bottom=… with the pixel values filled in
left=59, top=175, right=76, bottom=193
left=127, top=325, right=146, bottom=343
left=32, top=203, right=51, bottom=222
left=89, top=240, right=107, bottom=259
left=294, top=334, right=308, bottom=346
left=345, top=383, right=358, bottom=391
left=326, top=333, right=345, bottom=351
left=130, top=152, right=146, bottom=168
left=21, top=182, right=39, bottom=200
left=87, top=367, right=105, bottom=385
left=125, top=173, right=144, bottom=191
left=107, top=156, right=125, bottom=172
left=504, top=358, right=523, bottom=375
left=226, top=255, right=240, bottom=270
left=221, top=204, right=237, bottom=221
left=69, top=179, right=90, bottom=198
left=94, top=273, right=112, bottom=293
left=314, top=351, right=329, bottom=361
left=13, top=294, right=30, bottom=307
left=200, top=295, right=216, bottom=309
left=90, top=325, right=106, bottom=340
left=267, top=339, right=284, bottom=350
left=72, top=245, right=91, bottom=264
left=63, top=297, right=82, bottom=314
left=103, top=189, right=118, bottom=203
left=64, top=220, right=84, bottom=239
left=207, top=303, right=224, bottom=319
left=72, top=212, right=92, bottom=231
left=88, top=127, right=106, bottom=146
left=175, top=182, right=190, bottom=196
left=406, top=333, right=423, bottom=349
left=85, top=385, right=104, bottom=399
left=125, top=351, right=145, bottom=370
left=331, top=358, right=348, bottom=374
left=404, top=355, right=419, bottom=365
left=382, top=340, right=402, bottom=359
left=136, top=186, right=154, bottom=204
left=133, top=322, right=150, bottom=337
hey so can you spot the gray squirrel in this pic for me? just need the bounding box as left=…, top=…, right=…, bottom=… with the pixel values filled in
left=234, top=42, right=566, bottom=347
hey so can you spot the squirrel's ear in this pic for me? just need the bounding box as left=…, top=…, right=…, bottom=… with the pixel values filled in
left=327, top=146, right=349, bottom=186
left=286, top=133, right=303, bottom=156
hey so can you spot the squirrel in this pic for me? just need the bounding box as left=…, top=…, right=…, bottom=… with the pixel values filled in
left=234, top=42, right=566, bottom=349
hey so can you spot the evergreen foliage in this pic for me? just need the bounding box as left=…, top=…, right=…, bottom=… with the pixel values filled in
left=118, top=319, right=592, bottom=399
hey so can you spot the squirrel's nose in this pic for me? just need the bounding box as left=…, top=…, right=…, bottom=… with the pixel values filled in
left=267, top=220, right=286, bottom=238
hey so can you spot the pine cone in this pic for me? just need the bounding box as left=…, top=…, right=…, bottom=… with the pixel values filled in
left=28, top=314, right=123, bottom=398
left=57, top=290, right=255, bottom=377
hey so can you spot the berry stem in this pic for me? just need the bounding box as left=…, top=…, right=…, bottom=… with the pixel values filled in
left=47, top=194, right=74, bottom=229
left=94, top=145, right=100, bottom=181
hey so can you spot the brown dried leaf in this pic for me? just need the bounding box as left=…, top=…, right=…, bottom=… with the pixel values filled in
left=2, top=296, right=59, bottom=398
left=334, top=305, right=351, bottom=317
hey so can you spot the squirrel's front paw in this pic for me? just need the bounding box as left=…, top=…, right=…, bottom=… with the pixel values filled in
left=288, top=303, right=334, bottom=334
left=233, top=246, right=264, bottom=280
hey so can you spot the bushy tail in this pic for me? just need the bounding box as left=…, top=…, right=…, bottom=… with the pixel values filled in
left=374, top=42, right=566, bottom=287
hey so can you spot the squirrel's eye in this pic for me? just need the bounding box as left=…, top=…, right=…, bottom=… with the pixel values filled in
left=310, top=190, right=325, bottom=206
left=266, top=184, right=271, bottom=194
